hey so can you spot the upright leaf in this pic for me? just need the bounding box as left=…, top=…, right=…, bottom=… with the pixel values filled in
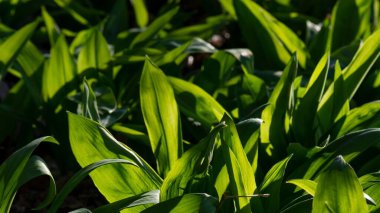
left=130, top=0, right=149, bottom=28
left=140, top=57, right=182, bottom=177
left=261, top=55, right=297, bottom=159
left=257, top=155, right=292, bottom=213
left=312, top=155, right=368, bottom=213
left=293, top=54, right=329, bottom=146
left=0, top=20, right=39, bottom=79
left=41, top=6, right=60, bottom=46
left=328, top=0, right=372, bottom=52
left=42, top=34, right=76, bottom=102
left=220, top=114, right=256, bottom=212
left=160, top=122, right=226, bottom=201
left=234, top=0, right=309, bottom=69
left=68, top=113, right=162, bottom=203
left=318, top=30, right=380, bottom=135
left=130, top=7, right=178, bottom=48
left=77, top=28, right=112, bottom=74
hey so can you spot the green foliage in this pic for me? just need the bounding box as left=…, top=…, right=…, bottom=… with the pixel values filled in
left=0, top=0, right=379, bottom=212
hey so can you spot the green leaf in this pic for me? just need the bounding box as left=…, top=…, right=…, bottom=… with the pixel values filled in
left=68, top=113, right=162, bottom=203
left=77, top=28, right=112, bottom=74
left=328, top=0, right=372, bottom=52
left=293, top=53, right=329, bottom=146
left=130, top=0, right=149, bottom=28
left=48, top=159, right=137, bottom=213
left=312, top=155, right=368, bottom=213
left=261, top=55, right=297, bottom=159
left=142, top=193, right=218, bottom=213
left=130, top=7, right=179, bottom=48
left=168, top=76, right=227, bottom=128
left=318, top=30, right=380, bottom=135
left=287, top=179, right=317, bottom=196
left=333, top=101, right=380, bottom=137
left=19, top=155, right=56, bottom=210
left=104, top=0, right=129, bottom=42
left=93, top=190, right=160, bottom=213
left=41, top=6, right=60, bottom=46
left=234, top=0, right=309, bottom=69
left=0, top=20, right=39, bottom=79
left=160, top=122, right=226, bottom=201
left=140, top=57, right=182, bottom=177
left=42, top=34, right=77, bottom=102
left=258, top=154, right=292, bottom=213
left=292, top=128, right=380, bottom=180
left=220, top=114, right=256, bottom=212
left=0, top=136, right=58, bottom=213
left=111, top=124, right=150, bottom=147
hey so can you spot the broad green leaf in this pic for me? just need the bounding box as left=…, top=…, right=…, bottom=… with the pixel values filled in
left=258, top=155, right=292, bottom=213
left=42, top=34, right=77, bottom=102
left=312, top=155, right=368, bottom=213
left=333, top=101, right=380, bottom=137
left=142, top=193, right=218, bottom=213
left=292, top=128, right=380, bottom=180
left=18, top=155, right=56, bottom=210
left=261, top=55, right=297, bottom=159
left=234, top=0, right=309, bottom=69
left=130, top=7, right=179, bottom=48
left=160, top=122, right=226, bottom=201
left=328, top=0, right=372, bottom=52
left=293, top=53, right=329, bottom=147
left=316, top=61, right=349, bottom=138
left=168, top=76, right=227, bottom=128
left=287, top=179, right=317, bottom=196
left=140, top=57, right=182, bottom=177
left=68, top=113, right=162, bottom=203
left=220, top=114, right=256, bottom=212
left=130, top=0, right=148, bottom=28
left=41, top=6, right=60, bottom=46
left=318, top=30, right=380, bottom=135
left=93, top=190, right=160, bottom=213
left=77, top=28, right=112, bottom=74
left=360, top=173, right=380, bottom=212
left=0, top=20, right=39, bottom=79
left=0, top=136, right=58, bottom=213
left=48, top=159, right=137, bottom=213
left=237, top=73, right=267, bottom=117
left=111, top=124, right=150, bottom=147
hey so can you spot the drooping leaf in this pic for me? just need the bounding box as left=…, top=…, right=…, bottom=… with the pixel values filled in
left=140, top=57, right=182, bottom=177
left=68, top=113, right=162, bottom=203
left=48, top=159, right=137, bottom=213
left=261, top=55, right=297, bottom=159
left=312, top=155, right=368, bottom=213
left=0, top=136, right=58, bottom=213
left=160, top=122, right=226, bottom=201
left=220, top=114, right=256, bottom=212
left=287, top=179, right=317, bottom=196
